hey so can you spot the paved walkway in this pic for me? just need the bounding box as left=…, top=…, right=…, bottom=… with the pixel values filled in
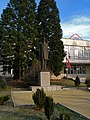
left=11, top=88, right=90, bottom=119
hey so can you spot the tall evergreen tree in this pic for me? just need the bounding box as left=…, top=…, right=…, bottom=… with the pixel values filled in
left=37, top=0, right=65, bottom=76
left=0, top=0, right=38, bottom=79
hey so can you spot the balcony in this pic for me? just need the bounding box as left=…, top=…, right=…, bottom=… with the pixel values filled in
left=63, top=56, right=90, bottom=64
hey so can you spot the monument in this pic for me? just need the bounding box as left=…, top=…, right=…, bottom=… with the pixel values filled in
left=29, top=39, right=62, bottom=91
left=39, top=39, right=50, bottom=86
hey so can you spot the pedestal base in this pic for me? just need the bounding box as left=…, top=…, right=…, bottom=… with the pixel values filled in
left=29, top=85, right=63, bottom=92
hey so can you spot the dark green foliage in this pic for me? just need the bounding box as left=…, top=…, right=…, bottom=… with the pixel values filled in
left=23, top=60, right=41, bottom=85
left=0, top=79, right=7, bottom=90
left=59, top=112, right=70, bottom=120
left=0, top=95, right=10, bottom=105
left=55, top=112, right=71, bottom=120
left=75, top=76, right=80, bottom=87
left=54, top=71, right=61, bottom=77
left=59, top=112, right=63, bottom=120
left=37, top=0, right=65, bottom=76
left=0, top=97, right=3, bottom=105
left=3, top=95, right=10, bottom=101
left=44, top=96, right=54, bottom=120
left=85, top=76, right=90, bottom=87
left=32, top=88, right=46, bottom=109
left=0, top=0, right=38, bottom=79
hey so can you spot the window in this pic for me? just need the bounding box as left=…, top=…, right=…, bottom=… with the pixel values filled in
left=64, top=65, right=86, bottom=74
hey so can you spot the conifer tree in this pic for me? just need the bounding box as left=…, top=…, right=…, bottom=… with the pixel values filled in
left=0, top=0, right=37, bottom=79
left=44, top=96, right=54, bottom=120
left=37, top=0, right=65, bottom=76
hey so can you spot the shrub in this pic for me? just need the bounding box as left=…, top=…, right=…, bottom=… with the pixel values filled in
left=85, top=76, right=90, bottom=87
left=0, top=79, right=7, bottom=90
left=74, top=76, right=80, bottom=87
left=32, top=88, right=46, bottom=109
left=0, top=95, right=10, bottom=105
left=54, top=71, right=60, bottom=77
left=3, top=95, right=10, bottom=102
left=44, top=96, right=54, bottom=120
left=23, top=60, right=40, bottom=85
left=63, top=76, right=67, bottom=79
left=0, top=96, right=4, bottom=105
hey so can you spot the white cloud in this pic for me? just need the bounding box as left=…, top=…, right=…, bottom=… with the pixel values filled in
left=61, top=16, right=90, bottom=40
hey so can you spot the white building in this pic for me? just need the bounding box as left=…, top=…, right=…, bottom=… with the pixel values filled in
left=62, top=36, right=90, bottom=79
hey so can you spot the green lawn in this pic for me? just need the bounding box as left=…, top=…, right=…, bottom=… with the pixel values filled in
left=51, top=79, right=86, bottom=87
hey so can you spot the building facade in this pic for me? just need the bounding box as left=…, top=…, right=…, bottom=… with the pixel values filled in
left=62, top=37, right=90, bottom=78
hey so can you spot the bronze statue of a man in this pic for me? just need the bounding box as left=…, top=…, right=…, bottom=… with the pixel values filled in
left=39, top=40, right=48, bottom=71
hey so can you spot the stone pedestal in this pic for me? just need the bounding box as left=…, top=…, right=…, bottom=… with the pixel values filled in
left=39, top=71, right=50, bottom=86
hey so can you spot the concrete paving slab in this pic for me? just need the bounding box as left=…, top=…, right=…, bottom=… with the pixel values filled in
left=11, top=90, right=34, bottom=106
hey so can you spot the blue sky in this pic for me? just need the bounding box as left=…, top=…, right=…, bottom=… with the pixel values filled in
left=0, top=0, right=90, bottom=40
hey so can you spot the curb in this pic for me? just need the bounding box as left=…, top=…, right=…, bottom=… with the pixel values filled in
left=57, top=103, right=90, bottom=120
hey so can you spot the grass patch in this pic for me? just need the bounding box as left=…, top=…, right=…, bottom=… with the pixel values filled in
left=51, top=79, right=86, bottom=87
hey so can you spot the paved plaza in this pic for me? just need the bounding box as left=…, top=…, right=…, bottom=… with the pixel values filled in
left=11, top=88, right=90, bottom=119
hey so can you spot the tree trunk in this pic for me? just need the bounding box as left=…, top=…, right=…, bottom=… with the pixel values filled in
left=13, top=69, right=20, bottom=80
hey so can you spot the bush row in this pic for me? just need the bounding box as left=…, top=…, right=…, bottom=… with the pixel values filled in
left=85, top=76, right=90, bottom=87
left=0, top=79, right=7, bottom=90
